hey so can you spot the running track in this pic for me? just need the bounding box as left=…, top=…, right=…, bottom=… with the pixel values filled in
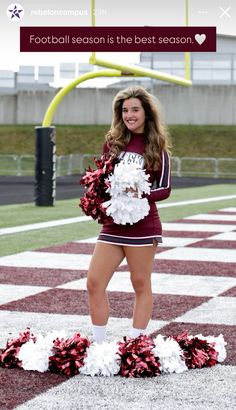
left=0, top=208, right=236, bottom=409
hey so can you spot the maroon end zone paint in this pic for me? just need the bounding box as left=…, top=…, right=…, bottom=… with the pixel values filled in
left=0, top=288, right=210, bottom=322
left=162, top=230, right=220, bottom=238
left=187, top=240, right=236, bottom=249
left=0, top=368, right=67, bottom=409
left=173, top=219, right=236, bottom=225
left=37, top=242, right=96, bottom=254
left=0, top=266, right=87, bottom=286
left=220, top=286, right=236, bottom=297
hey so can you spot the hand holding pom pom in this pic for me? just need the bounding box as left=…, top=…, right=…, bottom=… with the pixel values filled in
left=79, top=157, right=151, bottom=225
left=103, top=195, right=150, bottom=225
left=79, top=154, right=119, bottom=224
left=106, top=162, right=151, bottom=199
left=102, top=162, right=151, bottom=225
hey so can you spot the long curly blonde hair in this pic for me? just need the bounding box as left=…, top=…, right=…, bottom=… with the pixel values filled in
left=105, top=86, right=171, bottom=170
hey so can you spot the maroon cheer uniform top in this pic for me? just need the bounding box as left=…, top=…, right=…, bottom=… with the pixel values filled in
left=98, top=132, right=171, bottom=246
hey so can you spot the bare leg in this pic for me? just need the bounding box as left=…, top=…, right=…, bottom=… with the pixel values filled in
left=124, top=242, right=157, bottom=330
left=87, top=242, right=125, bottom=325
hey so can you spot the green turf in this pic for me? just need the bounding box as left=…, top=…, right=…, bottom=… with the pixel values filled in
left=0, top=220, right=100, bottom=256
left=0, top=184, right=234, bottom=228
left=164, top=184, right=235, bottom=202
left=0, top=198, right=83, bottom=228
left=0, top=184, right=235, bottom=256
left=159, top=197, right=236, bottom=222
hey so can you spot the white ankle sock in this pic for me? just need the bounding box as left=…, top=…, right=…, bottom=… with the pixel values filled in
left=92, top=324, right=106, bottom=344
left=130, top=327, right=146, bottom=338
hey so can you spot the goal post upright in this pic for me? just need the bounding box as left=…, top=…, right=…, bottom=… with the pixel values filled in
left=185, top=0, right=191, bottom=80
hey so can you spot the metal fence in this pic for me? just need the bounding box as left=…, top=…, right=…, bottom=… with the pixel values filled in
left=171, top=156, right=236, bottom=178
left=0, top=154, right=236, bottom=178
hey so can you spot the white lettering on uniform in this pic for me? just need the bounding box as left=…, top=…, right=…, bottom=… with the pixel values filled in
left=120, top=151, right=144, bottom=168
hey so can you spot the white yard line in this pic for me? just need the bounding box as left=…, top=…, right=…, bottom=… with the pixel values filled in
left=155, top=246, right=236, bottom=263
left=0, top=215, right=91, bottom=236
left=210, top=232, right=236, bottom=240
left=58, top=271, right=236, bottom=297
left=162, top=222, right=236, bottom=232
left=158, top=194, right=236, bottom=208
left=220, top=207, right=236, bottom=212
left=0, top=195, right=236, bottom=236
left=0, top=251, right=127, bottom=270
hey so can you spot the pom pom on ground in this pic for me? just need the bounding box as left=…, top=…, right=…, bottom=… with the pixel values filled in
left=173, top=331, right=218, bottom=369
left=49, top=332, right=90, bottom=376
left=0, top=329, right=227, bottom=378
left=194, top=333, right=227, bottom=363
left=80, top=341, right=121, bottom=377
left=117, top=335, right=160, bottom=378
left=152, top=334, right=188, bottom=374
left=0, top=328, right=36, bottom=369
left=18, top=330, right=67, bottom=373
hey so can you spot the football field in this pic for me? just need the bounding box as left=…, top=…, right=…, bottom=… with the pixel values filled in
left=0, top=184, right=236, bottom=409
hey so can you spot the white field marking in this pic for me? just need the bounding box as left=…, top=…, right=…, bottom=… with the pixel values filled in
left=175, top=297, right=236, bottom=326
left=0, top=310, right=168, bottom=347
left=157, top=195, right=236, bottom=208
left=74, top=237, right=201, bottom=247
left=0, top=215, right=91, bottom=236
left=162, top=222, right=236, bottom=232
left=160, top=237, right=201, bottom=247
left=0, top=198, right=235, bottom=237
left=0, top=251, right=92, bottom=270
left=155, top=246, right=236, bottom=263
left=58, top=271, right=236, bottom=298
left=210, top=232, right=236, bottom=241
left=0, top=251, right=126, bottom=270
left=220, top=207, right=236, bottom=212
left=219, top=206, right=236, bottom=213
left=76, top=237, right=97, bottom=243
left=184, top=213, right=236, bottom=221
left=0, top=284, right=50, bottom=305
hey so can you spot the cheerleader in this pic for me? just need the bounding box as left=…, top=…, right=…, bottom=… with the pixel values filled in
left=86, top=86, right=171, bottom=343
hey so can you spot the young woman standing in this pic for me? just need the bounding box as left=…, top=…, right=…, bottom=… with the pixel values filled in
left=86, top=86, right=171, bottom=343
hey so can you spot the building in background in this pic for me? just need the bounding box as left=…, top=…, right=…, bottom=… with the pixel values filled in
left=108, top=34, right=236, bottom=88
left=141, top=34, right=236, bottom=85
left=0, top=34, right=235, bottom=91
